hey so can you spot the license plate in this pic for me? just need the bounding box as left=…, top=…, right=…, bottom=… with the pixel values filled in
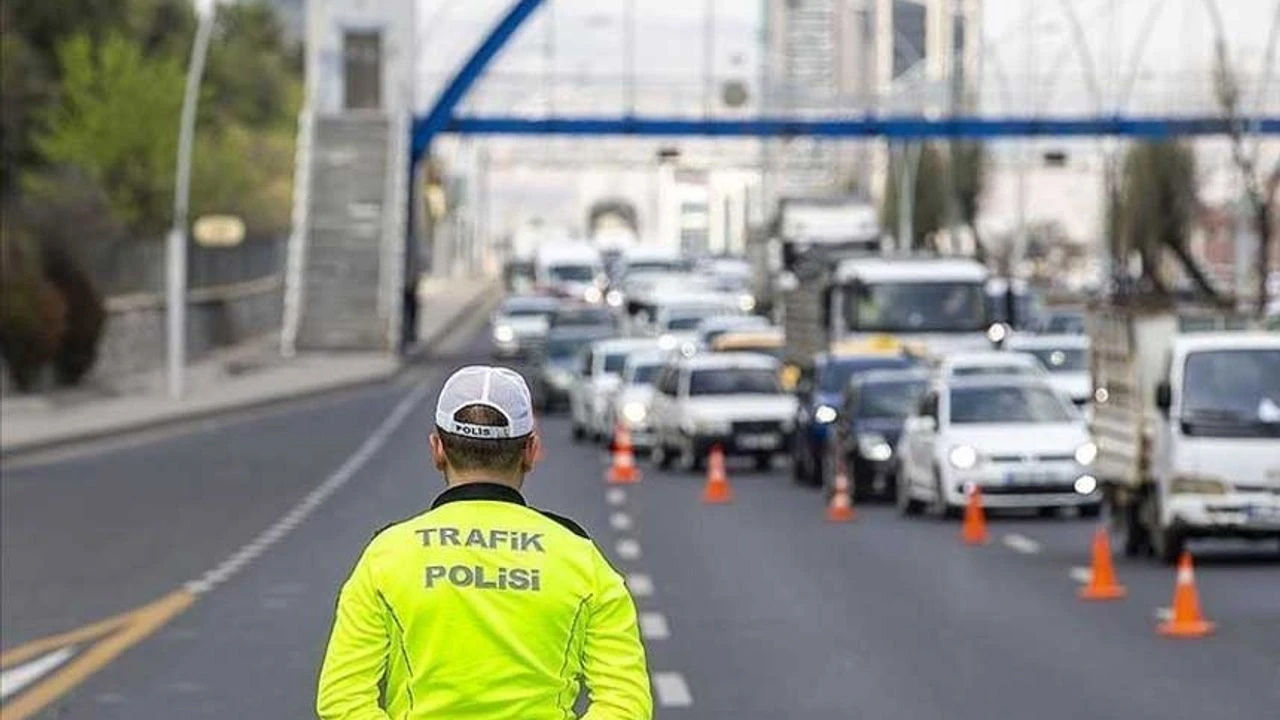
left=1246, top=504, right=1280, bottom=525
left=1004, top=470, right=1060, bottom=484
left=738, top=433, right=779, bottom=450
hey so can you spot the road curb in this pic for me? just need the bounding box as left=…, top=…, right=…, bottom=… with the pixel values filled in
left=0, top=284, right=496, bottom=459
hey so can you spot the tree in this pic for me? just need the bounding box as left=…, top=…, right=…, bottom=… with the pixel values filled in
left=33, top=32, right=185, bottom=236
left=881, top=143, right=948, bottom=250
left=948, top=140, right=989, bottom=262
left=1116, top=140, right=1226, bottom=305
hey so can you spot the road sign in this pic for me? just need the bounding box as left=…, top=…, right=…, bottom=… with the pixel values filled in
left=192, top=215, right=245, bottom=248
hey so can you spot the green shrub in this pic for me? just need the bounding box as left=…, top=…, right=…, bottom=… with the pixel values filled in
left=0, top=237, right=66, bottom=391
left=40, top=241, right=105, bottom=385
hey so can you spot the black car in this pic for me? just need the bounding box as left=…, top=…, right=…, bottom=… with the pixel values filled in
left=531, top=326, right=615, bottom=412
left=828, top=368, right=930, bottom=500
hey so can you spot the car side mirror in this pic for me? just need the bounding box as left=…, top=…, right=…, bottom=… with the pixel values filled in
left=1155, top=381, right=1172, bottom=415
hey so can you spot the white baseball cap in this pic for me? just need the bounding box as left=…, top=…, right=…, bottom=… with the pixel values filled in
left=435, top=366, right=535, bottom=439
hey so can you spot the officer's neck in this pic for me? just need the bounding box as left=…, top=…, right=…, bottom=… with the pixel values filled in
left=444, top=469, right=524, bottom=491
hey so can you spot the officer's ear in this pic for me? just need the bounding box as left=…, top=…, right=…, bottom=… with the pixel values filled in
left=429, top=432, right=448, bottom=472
left=521, top=432, right=541, bottom=474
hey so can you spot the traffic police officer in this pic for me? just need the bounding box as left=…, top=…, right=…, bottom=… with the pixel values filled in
left=317, top=366, right=652, bottom=719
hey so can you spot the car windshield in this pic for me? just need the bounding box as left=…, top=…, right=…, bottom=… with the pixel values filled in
left=629, top=364, right=662, bottom=385
left=626, top=261, right=684, bottom=275
left=688, top=368, right=781, bottom=396
left=502, top=300, right=554, bottom=317
left=1043, top=312, right=1085, bottom=334
left=548, top=264, right=597, bottom=282
left=545, top=337, right=593, bottom=359
left=857, top=380, right=927, bottom=419
left=951, top=364, right=1036, bottom=378
left=846, top=281, right=987, bottom=333
left=666, top=312, right=714, bottom=331
left=553, top=308, right=613, bottom=327
left=819, top=356, right=916, bottom=393
left=949, top=385, right=1076, bottom=424
left=1021, top=348, right=1086, bottom=372
left=1180, top=349, right=1280, bottom=438
left=603, top=352, right=627, bottom=374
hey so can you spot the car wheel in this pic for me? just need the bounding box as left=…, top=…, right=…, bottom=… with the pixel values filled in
left=897, top=468, right=924, bottom=517
left=571, top=422, right=584, bottom=442
left=754, top=453, right=773, bottom=472
left=1079, top=502, right=1102, bottom=519
left=1153, top=525, right=1185, bottom=565
left=678, top=441, right=704, bottom=473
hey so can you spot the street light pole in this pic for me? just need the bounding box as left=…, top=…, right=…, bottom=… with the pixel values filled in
left=166, top=2, right=216, bottom=399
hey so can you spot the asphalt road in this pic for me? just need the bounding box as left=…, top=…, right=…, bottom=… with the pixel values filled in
left=2, top=318, right=1278, bottom=719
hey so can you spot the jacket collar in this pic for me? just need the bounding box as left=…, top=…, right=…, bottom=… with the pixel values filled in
left=431, top=482, right=527, bottom=510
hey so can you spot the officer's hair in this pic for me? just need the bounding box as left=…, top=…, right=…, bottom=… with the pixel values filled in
left=438, top=404, right=529, bottom=473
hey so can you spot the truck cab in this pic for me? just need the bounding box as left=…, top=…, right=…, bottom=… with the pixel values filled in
left=1091, top=309, right=1280, bottom=561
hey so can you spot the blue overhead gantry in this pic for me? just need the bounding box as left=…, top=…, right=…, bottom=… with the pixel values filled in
left=410, top=0, right=1279, bottom=165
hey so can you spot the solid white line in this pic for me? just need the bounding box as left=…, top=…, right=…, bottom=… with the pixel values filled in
left=627, top=573, right=654, bottom=598
left=1069, top=567, right=1093, bottom=584
left=616, top=539, right=642, bottom=560
left=606, top=488, right=627, bottom=506
left=639, top=612, right=670, bottom=639
left=610, top=512, right=633, bottom=531
left=0, top=646, right=76, bottom=700
left=652, top=672, right=693, bottom=707
left=1001, top=533, right=1042, bottom=555
left=183, top=379, right=433, bottom=595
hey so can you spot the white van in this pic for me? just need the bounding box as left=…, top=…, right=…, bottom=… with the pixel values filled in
left=536, top=243, right=606, bottom=304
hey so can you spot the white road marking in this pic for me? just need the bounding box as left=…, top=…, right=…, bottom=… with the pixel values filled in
left=652, top=672, right=693, bottom=707
left=610, top=512, right=633, bottom=531
left=1155, top=606, right=1173, bottom=622
left=616, top=539, right=642, bottom=560
left=1069, top=567, right=1093, bottom=584
left=1001, top=533, right=1042, bottom=554
left=639, top=612, right=670, bottom=639
left=627, top=573, right=654, bottom=598
left=606, top=488, right=627, bottom=506
left=0, top=647, right=76, bottom=701
left=183, top=378, right=434, bottom=595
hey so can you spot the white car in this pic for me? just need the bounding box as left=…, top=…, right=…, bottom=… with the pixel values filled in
left=490, top=295, right=557, bottom=358
left=648, top=353, right=798, bottom=472
left=646, top=293, right=742, bottom=352
left=600, top=350, right=671, bottom=450
left=569, top=338, right=661, bottom=443
left=933, top=351, right=1047, bottom=381
left=897, top=375, right=1101, bottom=517
left=1003, top=334, right=1090, bottom=407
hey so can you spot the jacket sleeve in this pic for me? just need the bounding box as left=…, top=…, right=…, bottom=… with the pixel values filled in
left=580, top=548, right=653, bottom=720
left=316, top=545, right=392, bottom=720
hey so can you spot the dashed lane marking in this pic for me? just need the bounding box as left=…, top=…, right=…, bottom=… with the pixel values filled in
left=610, top=512, right=633, bottom=531
left=606, top=488, right=627, bottom=506
left=639, top=612, right=670, bottom=640
left=616, top=539, right=642, bottom=560
left=1001, top=533, right=1042, bottom=554
left=652, top=672, right=694, bottom=707
left=1069, top=567, right=1093, bottom=584
left=626, top=573, right=654, bottom=598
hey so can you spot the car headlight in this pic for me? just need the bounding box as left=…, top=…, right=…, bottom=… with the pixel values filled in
left=948, top=444, right=980, bottom=470
left=813, top=405, right=838, bottom=424
left=606, top=290, right=624, bottom=307
left=584, top=286, right=603, bottom=304
left=1171, top=476, right=1229, bottom=495
left=548, top=369, right=574, bottom=389
left=622, top=401, right=647, bottom=424
left=738, top=294, right=756, bottom=312
left=1073, top=474, right=1098, bottom=495
left=858, top=433, right=893, bottom=462
left=658, top=334, right=677, bottom=350
left=493, top=325, right=515, bottom=343
left=1074, top=441, right=1098, bottom=466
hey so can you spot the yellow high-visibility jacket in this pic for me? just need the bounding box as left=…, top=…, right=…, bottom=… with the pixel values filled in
left=316, top=482, right=652, bottom=720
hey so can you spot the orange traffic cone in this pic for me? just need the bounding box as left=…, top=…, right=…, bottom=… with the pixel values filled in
left=701, top=445, right=733, bottom=504
left=825, top=456, right=856, bottom=523
left=606, top=424, right=641, bottom=485
left=960, top=485, right=989, bottom=545
left=1158, top=552, right=1215, bottom=638
left=1079, top=527, right=1127, bottom=600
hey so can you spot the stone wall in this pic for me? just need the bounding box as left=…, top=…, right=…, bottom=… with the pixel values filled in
left=95, top=276, right=284, bottom=379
